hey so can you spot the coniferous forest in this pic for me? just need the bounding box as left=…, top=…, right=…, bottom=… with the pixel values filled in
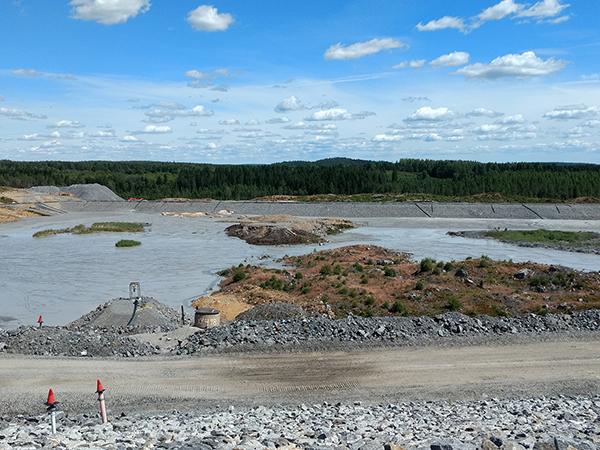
left=0, top=158, right=599, bottom=202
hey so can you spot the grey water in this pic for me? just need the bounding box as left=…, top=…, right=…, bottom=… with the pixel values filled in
left=1, top=212, right=599, bottom=327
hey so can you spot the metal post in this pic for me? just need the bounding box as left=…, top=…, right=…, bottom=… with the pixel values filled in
left=45, top=389, right=58, bottom=434
left=97, top=380, right=107, bottom=423
left=181, top=305, right=185, bottom=325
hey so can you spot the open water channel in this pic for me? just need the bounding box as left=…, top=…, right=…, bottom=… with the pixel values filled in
left=1, top=211, right=599, bottom=327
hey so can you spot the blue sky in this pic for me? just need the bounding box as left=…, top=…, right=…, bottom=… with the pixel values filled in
left=1, top=0, right=599, bottom=164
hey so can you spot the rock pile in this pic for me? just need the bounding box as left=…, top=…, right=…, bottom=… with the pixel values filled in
left=0, top=326, right=160, bottom=357
left=1, top=396, right=598, bottom=450
left=179, top=310, right=600, bottom=354
left=235, top=302, right=309, bottom=321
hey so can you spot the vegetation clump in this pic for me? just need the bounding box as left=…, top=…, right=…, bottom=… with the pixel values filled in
left=115, top=239, right=141, bottom=247
left=33, top=222, right=146, bottom=238
left=487, top=229, right=600, bottom=247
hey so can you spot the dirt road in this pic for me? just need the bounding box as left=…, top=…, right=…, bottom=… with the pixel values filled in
left=2, top=337, right=600, bottom=415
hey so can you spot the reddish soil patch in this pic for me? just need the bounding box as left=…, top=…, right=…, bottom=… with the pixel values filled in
left=200, top=244, right=600, bottom=319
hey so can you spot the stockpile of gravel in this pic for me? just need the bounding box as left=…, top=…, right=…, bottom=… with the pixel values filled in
left=1, top=396, right=598, bottom=450
left=0, top=326, right=159, bottom=357
left=235, top=302, right=309, bottom=321
left=179, top=310, right=600, bottom=354
left=31, top=183, right=124, bottom=201
left=67, top=297, right=183, bottom=334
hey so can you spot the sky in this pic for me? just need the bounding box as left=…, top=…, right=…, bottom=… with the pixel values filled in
left=1, top=0, right=599, bottom=164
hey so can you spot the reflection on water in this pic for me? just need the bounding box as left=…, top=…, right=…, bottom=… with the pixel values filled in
left=1, top=212, right=599, bottom=327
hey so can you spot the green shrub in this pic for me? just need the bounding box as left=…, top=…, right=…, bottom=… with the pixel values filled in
left=530, top=276, right=549, bottom=287
left=232, top=270, right=246, bottom=282
left=115, top=239, right=141, bottom=247
left=420, top=258, right=434, bottom=272
left=432, top=267, right=441, bottom=275
left=364, top=295, right=375, bottom=306
left=295, top=272, right=303, bottom=279
left=353, top=262, right=364, bottom=272
left=338, top=287, right=348, bottom=295
left=361, top=275, right=369, bottom=284
left=333, top=264, right=342, bottom=275
left=445, top=295, right=462, bottom=311
left=384, top=266, right=396, bottom=277
left=320, top=264, right=333, bottom=276
left=389, top=300, right=408, bottom=316
left=443, top=262, right=454, bottom=271
left=415, top=280, right=424, bottom=291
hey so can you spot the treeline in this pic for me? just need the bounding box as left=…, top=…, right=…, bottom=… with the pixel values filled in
left=0, top=158, right=599, bottom=201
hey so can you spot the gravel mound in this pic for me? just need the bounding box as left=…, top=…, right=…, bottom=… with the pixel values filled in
left=31, top=183, right=124, bottom=201
left=179, top=310, right=600, bottom=354
left=67, top=297, right=183, bottom=334
left=235, top=302, right=308, bottom=321
left=0, top=326, right=159, bottom=357
left=1, top=396, right=598, bottom=450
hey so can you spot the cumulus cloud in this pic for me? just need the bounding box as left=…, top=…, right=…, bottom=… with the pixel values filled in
left=454, top=51, right=567, bottom=79
left=187, top=80, right=214, bottom=89
left=284, top=122, right=338, bottom=130
left=185, top=70, right=213, bottom=80
left=215, top=68, right=230, bottom=77
left=48, top=120, right=84, bottom=128
left=403, top=97, right=431, bottom=103
left=211, top=84, right=229, bottom=92
left=218, top=119, right=240, bottom=125
left=543, top=104, right=600, bottom=120
left=187, top=5, right=234, bottom=32
left=405, top=107, right=460, bottom=122
left=304, top=108, right=354, bottom=121
left=416, top=16, right=465, bottom=32
left=265, top=117, right=290, bottom=124
left=517, top=0, right=569, bottom=19
left=324, top=38, right=406, bottom=61
left=144, top=105, right=215, bottom=122
left=417, top=0, right=569, bottom=33
left=11, top=69, right=42, bottom=77
left=121, top=135, right=139, bottom=142
left=91, top=130, right=116, bottom=138
left=245, top=119, right=261, bottom=126
left=410, top=60, right=426, bottom=68
left=496, top=114, right=526, bottom=124
left=275, top=96, right=305, bottom=113
left=69, top=0, right=150, bottom=25
left=430, top=51, right=470, bottom=68
left=392, top=61, right=407, bottom=69
left=135, top=125, right=172, bottom=134
left=465, top=108, right=504, bottom=118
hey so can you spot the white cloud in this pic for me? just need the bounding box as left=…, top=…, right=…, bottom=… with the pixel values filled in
left=187, top=81, right=214, bottom=89
left=410, top=59, right=426, bottom=68
left=418, top=0, right=569, bottom=33
left=392, top=62, right=407, bottom=69
left=454, top=51, right=568, bottom=79
left=48, top=120, right=84, bottom=128
left=405, top=107, right=460, bottom=122
left=0, top=95, right=4, bottom=101
left=151, top=102, right=185, bottom=110
left=473, top=0, right=522, bottom=28
left=324, top=38, right=406, bottom=61
left=265, top=117, right=290, bottom=124
left=245, top=119, right=261, bottom=126
left=517, top=0, right=569, bottom=19
left=0, top=107, right=27, bottom=117
left=543, top=104, right=600, bottom=120
left=187, top=5, right=234, bottom=32
left=496, top=114, right=526, bottom=124
left=275, top=96, right=305, bottom=113
left=91, top=130, right=116, bottom=138
left=145, top=105, right=215, bottom=121
left=215, top=68, right=230, bottom=76
left=136, top=125, right=172, bottom=134
left=284, top=122, right=338, bottom=130
left=304, top=108, right=354, bottom=121
left=582, top=120, right=600, bottom=128
left=69, top=0, right=150, bottom=25
left=211, top=84, right=229, bottom=92
left=430, top=51, right=470, bottom=68
left=185, top=70, right=212, bottom=80
left=218, top=119, right=240, bottom=125
left=465, top=108, right=504, bottom=118
left=121, top=135, right=139, bottom=142
left=416, top=16, right=465, bottom=32
left=197, top=128, right=230, bottom=135
left=11, top=69, right=42, bottom=77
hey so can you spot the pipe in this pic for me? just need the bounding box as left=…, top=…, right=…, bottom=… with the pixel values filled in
left=126, top=298, right=139, bottom=326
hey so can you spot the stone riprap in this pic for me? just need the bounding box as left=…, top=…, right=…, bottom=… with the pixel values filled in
left=1, top=396, right=599, bottom=450
left=178, top=310, right=600, bottom=355
left=57, top=200, right=600, bottom=220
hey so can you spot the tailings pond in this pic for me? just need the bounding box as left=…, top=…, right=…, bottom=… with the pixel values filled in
left=1, top=211, right=599, bottom=327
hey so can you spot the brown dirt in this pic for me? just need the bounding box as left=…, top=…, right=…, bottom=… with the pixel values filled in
left=198, top=244, right=600, bottom=320
left=0, top=187, right=76, bottom=222
left=0, top=205, right=42, bottom=223
left=225, top=214, right=357, bottom=245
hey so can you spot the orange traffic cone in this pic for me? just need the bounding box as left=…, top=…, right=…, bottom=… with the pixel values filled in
left=38, top=316, right=43, bottom=328
left=46, top=389, right=56, bottom=406
left=96, top=380, right=105, bottom=393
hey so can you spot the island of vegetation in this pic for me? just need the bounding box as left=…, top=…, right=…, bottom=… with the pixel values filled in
left=193, top=244, right=600, bottom=321
left=448, top=229, right=600, bottom=254
left=33, top=222, right=146, bottom=238
left=115, top=239, right=142, bottom=247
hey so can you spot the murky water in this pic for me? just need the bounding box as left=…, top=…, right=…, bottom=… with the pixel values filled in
left=1, top=212, right=599, bottom=327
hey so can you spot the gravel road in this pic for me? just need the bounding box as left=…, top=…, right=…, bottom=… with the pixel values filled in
left=2, top=334, right=600, bottom=417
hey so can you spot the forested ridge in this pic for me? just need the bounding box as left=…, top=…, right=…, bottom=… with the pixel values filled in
left=1, top=158, right=599, bottom=202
